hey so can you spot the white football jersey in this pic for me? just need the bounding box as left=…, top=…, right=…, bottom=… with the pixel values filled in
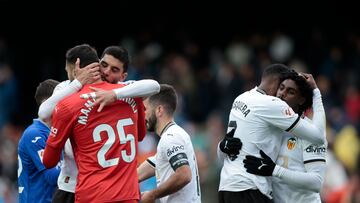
left=151, top=122, right=201, bottom=203
left=57, top=140, right=77, bottom=192
left=273, top=120, right=327, bottom=203
left=53, top=80, right=78, bottom=193
left=219, top=87, right=300, bottom=199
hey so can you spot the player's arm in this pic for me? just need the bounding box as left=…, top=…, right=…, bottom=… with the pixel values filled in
left=217, top=129, right=242, bottom=160
left=244, top=149, right=326, bottom=192
left=138, top=156, right=156, bottom=182
left=42, top=166, right=61, bottom=186
left=43, top=102, right=75, bottom=168
left=141, top=135, right=192, bottom=202
left=80, top=79, right=160, bottom=112
left=260, top=97, right=326, bottom=145
left=272, top=161, right=325, bottom=192
left=38, top=59, right=99, bottom=120
left=142, top=166, right=191, bottom=202
left=24, top=131, right=60, bottom=186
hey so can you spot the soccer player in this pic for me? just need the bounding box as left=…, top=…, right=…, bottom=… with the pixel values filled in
left=218, top=64, right=326, bottom=203
left=43, top=60, right=146, bottom=203
left=38, top=44, right=101, bottom=203
left=137, top=84, right=201, bottom=203
left=18, top=79, right=60, bottom=203
left=39, top=45, right=159, bottom=203
left=243, top=72, right=327, bottom=203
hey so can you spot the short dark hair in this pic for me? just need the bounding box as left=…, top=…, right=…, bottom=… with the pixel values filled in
left=35, top=79, right=60, bottom=106
left=148, top=84, right=177, bottom=115
left=101, top=46, right=130, bottom=72
left=262, top=63, right=292, bottom=81
left=65, top=44, right=99, bottom=68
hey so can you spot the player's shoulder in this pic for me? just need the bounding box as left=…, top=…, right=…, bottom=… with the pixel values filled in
left=20, top=124, right=45, bottom=144
left=162, top=125, right=189, bottom=142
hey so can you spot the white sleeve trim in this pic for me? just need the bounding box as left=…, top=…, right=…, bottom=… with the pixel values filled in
left=311, top=88, right=326, bottom=135
left=38, top=79, right=82, bottom=120
left=272, top=161, right=326, bottom=192
left=113, top=79, right=160, bottom=100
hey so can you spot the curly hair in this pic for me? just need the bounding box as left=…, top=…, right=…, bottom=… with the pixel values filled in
left=285, top=70, right=313, bottom=114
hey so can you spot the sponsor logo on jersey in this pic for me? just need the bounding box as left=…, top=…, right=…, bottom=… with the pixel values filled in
left=167, top=145, right=185, bottom=157
left=305, top=144, right=326, bottom=154
left=282, top=106, right=295, bottom=117
left=287, top=137, right=297, bottom=150
left=50, top=127, right=58, bottom=137
left=31, top=136, right=42, bottom=143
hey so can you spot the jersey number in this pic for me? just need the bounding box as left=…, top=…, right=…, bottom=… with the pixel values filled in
left=93, top=118, right=136, bottom=168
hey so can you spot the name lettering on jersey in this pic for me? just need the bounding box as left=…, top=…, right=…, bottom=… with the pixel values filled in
left=232, top=101, right=251, bottom=117
left=78, top=100, right=95, bottom=125
left=167, top=145, right=185, bottom=157
left=305, top=144, right=326, bottom=154
left=119, top=98, right=138, bottom=113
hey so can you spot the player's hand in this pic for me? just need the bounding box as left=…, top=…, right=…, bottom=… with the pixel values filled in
left=80, top=87, right=117, bottom=112
left=141, top=191, right=156, bottom=203
left=219, top=129, right=242, bottom=160
left=74, top=58, right=100, bottom=85
left=299, top=72, right=317, bottom=90
left=243, top=150, right=275, bottom=176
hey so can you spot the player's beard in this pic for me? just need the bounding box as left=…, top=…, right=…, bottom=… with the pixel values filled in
left=146, top=111, right=157, bottom=132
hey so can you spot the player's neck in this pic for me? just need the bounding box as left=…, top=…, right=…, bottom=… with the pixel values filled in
left=156, top=117, right=174, bottom=136
left=257, top=83, right=268, bottom=95
left=92, top=78, right=103, bottom=84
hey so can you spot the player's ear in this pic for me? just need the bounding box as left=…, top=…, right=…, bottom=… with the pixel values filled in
left=121, top=72, right=128, bottom=81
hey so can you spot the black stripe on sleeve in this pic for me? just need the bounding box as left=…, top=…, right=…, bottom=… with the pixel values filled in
left=169, top=153, right=189, bottom=171
left=285, top=115, right=301, bottom=132
left=147, top=159, right=156, bottom=168
left=304, top=159, right=326, bottom=164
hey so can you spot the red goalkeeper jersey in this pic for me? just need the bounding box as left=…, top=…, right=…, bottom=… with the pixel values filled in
left=45, top=82, right=145, bottom=202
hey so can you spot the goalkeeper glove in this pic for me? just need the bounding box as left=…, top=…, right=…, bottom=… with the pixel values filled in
left=219, top=129, right=242, bottom=160
left=243, top=150, right=275, bottom=176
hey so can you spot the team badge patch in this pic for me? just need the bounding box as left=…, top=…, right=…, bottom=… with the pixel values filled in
left=287, top=137, right=297, bottom=150
left=282, top=106, right=295, bottom=117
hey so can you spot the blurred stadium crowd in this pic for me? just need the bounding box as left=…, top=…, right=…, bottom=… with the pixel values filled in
left=0, top=28, right=359, bottom=202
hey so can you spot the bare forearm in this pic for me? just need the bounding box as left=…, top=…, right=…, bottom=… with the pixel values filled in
left=138, top=160, right=155, bottom=182
left=151, top=166, right=191, bottom=199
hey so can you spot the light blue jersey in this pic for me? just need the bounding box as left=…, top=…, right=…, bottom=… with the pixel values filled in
left=18, top=119, right=60, bottom=203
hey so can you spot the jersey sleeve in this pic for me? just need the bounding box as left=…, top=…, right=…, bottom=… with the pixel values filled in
left=136, top=98, right=146, bottom=141
left=257, top=98, right=300, bottom=132
left=146, top=155, right=156, bottom=168
left=113, top=79, right=160, bottom=99
left=38, top=80, right=82, bottom=120
left=23, top=130, right=47, bottom=171
left=44, top=101, right=75, bottom=168
left=46, top=101, right=75, bottom=149
left=302, top=139, right=327, bottom=164
left=273, top=159, right=326, bottom=192
left=160, top=134, right=189, bottom=171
